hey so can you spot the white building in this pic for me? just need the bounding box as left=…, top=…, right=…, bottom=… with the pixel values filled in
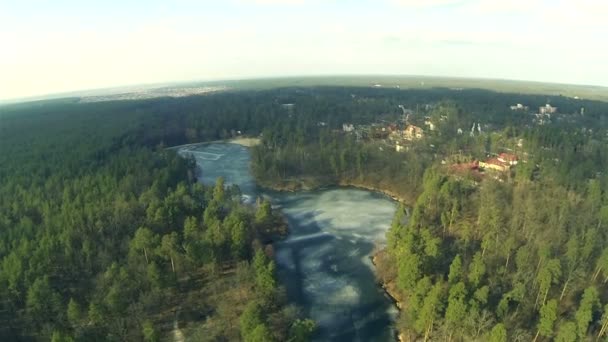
left=539, top=104, right=557, bottom=114
left=342, top=123, right=355, bottom=132
left=424, top=117, right=436, bottom=131
left=510, top=103, right=529, bottom=111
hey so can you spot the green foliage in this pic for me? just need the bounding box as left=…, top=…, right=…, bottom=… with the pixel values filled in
left=397, top=251, right=421, bottom=292
left=141, top=320, right=159, bottom=342
left=448, top=254, right=462, bottom=285
left=381, top=108, right=608, bottom=339
left=468, top=252, right=486, bottom=287
left=4, top=82, right=608, bottom=340
left=213, top=177, right=226, bottom=202
left=26, top=276, right=62, bottom=326
left=66, top=298, right=81, bottom=327
left=537, top=299, right=558, bottom=338
left=50, top=331, right=74, bottom=342
left=445, top=282, right=467, bottom=337
left=575, top=286, right=599, bottom=339
left=0, top=92, right=303, bottom=340
left=247, top=323, right=272, bottom=342
left=253, top=249, right=277, bottom=300
left=488, top=323, right=507, bottom=342
left=240, top=301, right=270, bottom=341
left=414, top=282, right=444, bottom=337
left=288, top=318, right=316, bottom=342
left=255, top=198, right=273, bottom=229
left=555, top=321, right=577, bottom=342
left=88, top=302, right=103, bottom=326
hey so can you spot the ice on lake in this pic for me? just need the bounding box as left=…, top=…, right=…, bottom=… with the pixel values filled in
left=178, top=143, right=398, bottom=341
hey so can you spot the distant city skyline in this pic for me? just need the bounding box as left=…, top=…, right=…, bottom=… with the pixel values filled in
left=2, top=0, right=608, bottom=100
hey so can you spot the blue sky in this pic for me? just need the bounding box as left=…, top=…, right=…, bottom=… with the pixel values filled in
left=1, top=0, right=607, bottom=100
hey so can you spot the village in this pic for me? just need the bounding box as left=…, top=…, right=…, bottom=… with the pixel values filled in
left=334, top=102, right=570, bottom=182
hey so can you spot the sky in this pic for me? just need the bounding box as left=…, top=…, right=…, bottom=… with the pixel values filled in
left=1, top=0, right=607, bottom=100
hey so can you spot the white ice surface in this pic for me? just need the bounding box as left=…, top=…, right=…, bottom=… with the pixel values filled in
left=181, top=143, right=399, bottom=341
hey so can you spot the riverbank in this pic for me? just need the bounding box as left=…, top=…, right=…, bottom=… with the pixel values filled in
left=337, top=180, right=411, bottom=204
left=372, top=251, right=404, bottom=310
left=256, top=175, right=411, bottom=341
left=372, top=250, right=408, bottom=342
left=167, top=136, right=261, bottom=150
left=227, top=136, right=261, bottom=147
left=183, top=142, right=405, bottom=340
left=255, top=176, right=415, bottom=206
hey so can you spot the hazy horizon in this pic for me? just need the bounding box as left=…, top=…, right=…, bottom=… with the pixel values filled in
left=2, top=0, right=608, bottom=100
left=4, top=73, right=608, bottom=104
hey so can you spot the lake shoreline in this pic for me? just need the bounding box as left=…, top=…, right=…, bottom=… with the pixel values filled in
left=180, top=142, right=405, bottom=341
left=255, top=177, right=413, bottom=206
left=372, top=251, right=407, bottom=342
left=167, top=136, right=261, bottom=150
left=256, top=177, right=409, bottom=342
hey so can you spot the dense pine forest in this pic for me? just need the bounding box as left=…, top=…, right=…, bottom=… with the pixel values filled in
left=247, top=88, right=608, bottom=341
left=0, top=96, right=312, bottom=341
left=2, top=85, right=608, bottom=341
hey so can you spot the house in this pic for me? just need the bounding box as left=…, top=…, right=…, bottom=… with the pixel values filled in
left=479, top=154, right=518, bottom=172
left=342, top=123, right=355, bottom=132
left=498, top=153, right=518, bottom=166
left=539, top=104, right=557, bottom=114
left=424, top=117, right=436, bottom=131
left=534, top=113, right=552, bottom=125
left=387, top=124, right=398, bottom=133
left=448, top=160, right=484, bottom=181
left=371, top=126, right=389, bottom=139
left=403, top=125, right=424, bottom=140
left=510, top=103, right=529, bottom=111
left=396, top=142, right=406, bottom=152
left=449, top=160, right=479, bottom=172
left=479, top=158, right=510, bottom=172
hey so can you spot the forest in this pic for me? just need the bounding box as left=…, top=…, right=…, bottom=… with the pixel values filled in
left=2, top=85, right=608, bottom=341
left=0, top=96, right=313, bottom=341
left=246, top=87, right=608, bottom=340
left=376, top=170, right=608, bottom=341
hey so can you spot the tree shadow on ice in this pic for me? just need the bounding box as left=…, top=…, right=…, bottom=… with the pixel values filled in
left=281, top=210, right=326, bottom=237
left=275, top=220, right=334, bottom=308
left=277, top=231, right=394, bottom=341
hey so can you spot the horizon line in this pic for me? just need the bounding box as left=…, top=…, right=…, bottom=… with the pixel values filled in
left=3, top=73, right=608, bottom=105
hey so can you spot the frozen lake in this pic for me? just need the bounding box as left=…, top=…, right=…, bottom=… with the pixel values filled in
left=178, top=143, right=398, bottom=341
